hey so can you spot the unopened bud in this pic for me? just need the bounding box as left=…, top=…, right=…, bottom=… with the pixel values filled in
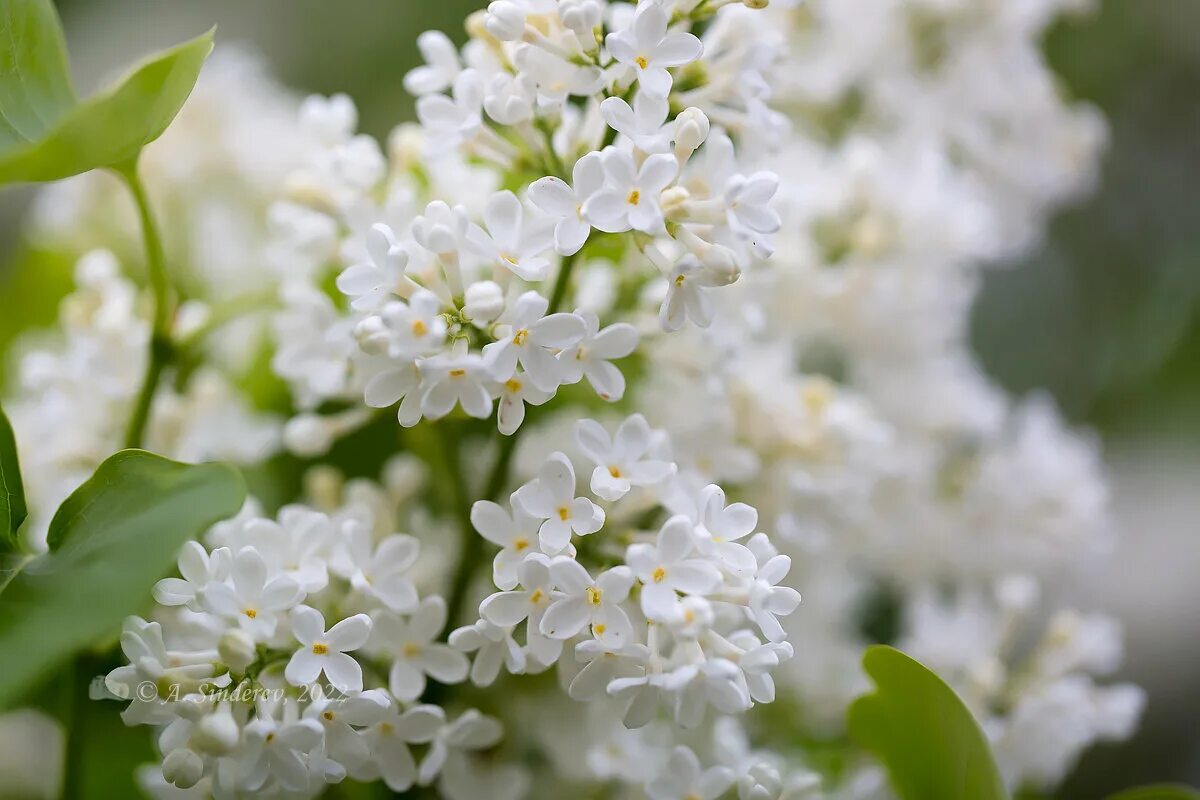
left=193, top=706, right=240, bottom=755
left=674, top=107, right=710, bottom=155
left=162, top=748, right=204, bottom=789
left=464, top=280, right=505, bottom=323
left=218, top=629, right=257, bottom=673
left=485, top=1, right=526, bottom=41
left=284, top=414, right=334, bottom=457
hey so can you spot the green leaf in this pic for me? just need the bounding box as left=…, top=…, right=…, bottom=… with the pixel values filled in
left=1107, top=786, right=1200, bottom=800
left=0, top=0, right=76, bottom=150
left=0, top=450, right=245, bottom=708
left=0, top=404, right=27, bottom=549
left=0, top=23, right=214, bottom=184
left=848, top=645, right=1009, bottom=800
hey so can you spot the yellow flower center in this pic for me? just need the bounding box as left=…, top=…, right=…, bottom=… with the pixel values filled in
left=411, top=319, right=428, bottom=337
left=626, top=189, right=641, bottom=206
left=674, top=274, right=686, bottom=286
left=635, top=55, right=649, bottom=69
left=530, top=588, right=545, bottom=604
left=449, top=368, right=466, bottom=378
left=557, top=506, right=571, bottom=521
left=593, top=623, right=607, bottom=636
left=514, top=537, right=530, bottom=551
left=586, top=586, right=603, bottom=606
left=652, top=567, right=667, bottom=583
left=243, top=608, right=257, bottom=619
left=312, top=643, right=329, bottom=655
left=403, top=641, right=422, bottom=658
left=513, top=328, right=529, bottom=346
left=379, top=722, right=394, bottom=735
left=322, top=711, right=335, bottom=721
left=608, top=465, right=622, bottom=478
left=505, top=378, right=523, bottom=393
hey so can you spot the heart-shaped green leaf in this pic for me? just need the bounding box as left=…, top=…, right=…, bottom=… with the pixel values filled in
left=0, top=450, right=245, bottom=708
left=848, top=645, right=1009, bottom=800
left=0, top=0, right=213, bottom=185
left=0, top=404, right=27, bottom=551
left=1107, top=786, right=1200, bottom=800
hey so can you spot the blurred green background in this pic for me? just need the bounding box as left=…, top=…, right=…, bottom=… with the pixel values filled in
left=1, top=0, right=1198, bottom=796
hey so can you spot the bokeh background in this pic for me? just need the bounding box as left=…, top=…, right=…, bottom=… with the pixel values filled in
left=0, top=0, right=1197, bottom=797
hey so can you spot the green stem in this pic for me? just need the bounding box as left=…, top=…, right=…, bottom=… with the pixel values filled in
left=118, top=160, right=174, bottom=449
left=547, top=251, right=580, bottom=314
left=437, top=251, right=579, bottom=642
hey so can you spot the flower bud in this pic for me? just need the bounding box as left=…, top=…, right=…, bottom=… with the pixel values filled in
left=464, top=280, right=505, bottom=323
left=218, top=629, right=257, bottom=673
left=284, top=414, right=334, bottom=457
left=192, top=706, right=240, bottom=756
left=674, top=107, right=710, bottom=154
left=354, top=314, right=389, bottom=354
left=559, top=0, right=603, bottom=36
left=485, top=1, right=526, bottom=41
left=162, top=748, right=204, bottom=789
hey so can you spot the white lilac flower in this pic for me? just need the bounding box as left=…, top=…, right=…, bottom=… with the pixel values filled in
left=493, top=370, right=555, bottom=436
left=671, top=658, right=752, bottom=728
left=285, top=605, right=373, bottom=692
left=202, top=547, right=304, bottom=640
left=241, top=716, right=324, bottom=793
left=660, top=254, right=721, bottom=331
left=600, top=92, right=672, bottom=154
left=479, top=554, right=558, bottom=632
left=336, top=223, right=411, bottom=311
left=417, top=710, right=504, bottom=787
left=404, top=30, right=462, bottom=95
left=626, top=515, right=722, bottom=622
left=416, top=348, right=494, bottom=422
left=724, top=172, right=783, bottom=235
left=556, top=312, right=639, bottom=401
left=585, top=150, right=678, bottom=234
left=449, top=619, right=527, bottom=687
left=527, top=151, right=607, bottom=255
left=568, top=639, right=650, bottom=702
left=374, top=596, right=470, bottom=701
left=470, top=495, right=555, bottom=590
left=512, top=451, right=605, bottom=553
left=541, top=558, right=635, bottom=645
left=748, top=554, right=802, bottom=643
left=575, top=414, right=675, bottom=501
left=482, top=291, right=586, bottom=391
left=416, top=69, right=484, bottom=150
left=693, top=483, right=759, bottom=577
left=467, top=190, right=556, bottom=281
left=303, top=689, right=391, bottom=774
left=152, top=541, right=231, bottom=611
left=605, top=3, right=703, bottom=97
left=335, top=525, right=420, bottom=612
left=513, top=44, right=604, bottom=108
left=646, top=746, right=734, bottom=800
left=355, top=704, right=445, bottom=792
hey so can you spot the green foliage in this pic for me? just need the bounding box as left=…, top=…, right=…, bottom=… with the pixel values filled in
left=848, top=645, right=1009, bottom=800
left=0, top=404, right=26, bottom=551
left=0, top=0, right=214, bottom=185
left=0, top=450, right=245, bottom=708
left=1107, top=787, right=1200, bottom=800
left=0, top=0, right=76, bottom=150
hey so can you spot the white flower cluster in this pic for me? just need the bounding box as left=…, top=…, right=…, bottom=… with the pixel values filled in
left=456, top=415, right=799, bottom=729
left=4, top=251, right=280, bottom=549
left=104, top=496, right=519, bottom=798
left=1, top=0, right=1144, bottom=797
left=264, top=0, right=782, bottom=452
left=102, top=414, right=801, bottom=799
